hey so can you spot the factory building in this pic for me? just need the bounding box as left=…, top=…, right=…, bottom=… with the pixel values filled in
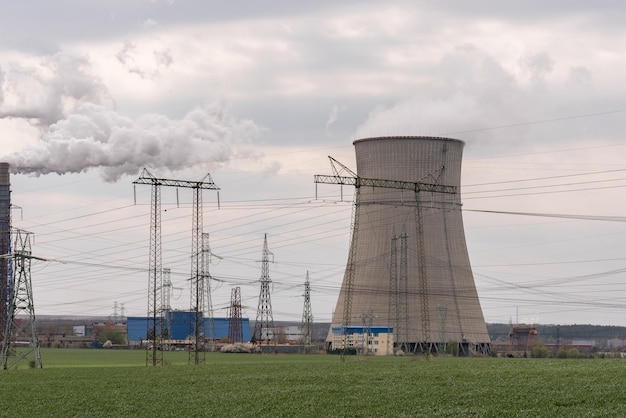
left=127, top=311, right=251, bottom=347
left=326, top=136, right=490, bottom=355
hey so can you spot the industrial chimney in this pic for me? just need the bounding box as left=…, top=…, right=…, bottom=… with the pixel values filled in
left=0, top=162, right=10, bottom=342
left=326, top=137, right=490, bottom=355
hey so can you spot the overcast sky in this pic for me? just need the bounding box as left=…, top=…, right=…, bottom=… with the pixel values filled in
left=2, top=1, right=626, bottom=327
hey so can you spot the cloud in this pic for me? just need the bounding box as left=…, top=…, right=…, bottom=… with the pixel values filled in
left=0, top=68, right=4, bottom=104
left=154, top=48, right=173, bottom=67
left=115, top=40, right=173, bottom=79
left=2, top=101, right=261, bottom=182
left=568, top=66, right=592, bottom=87
left=0, top=52, right=108, bottom=128
left=143, top=18, right=158, bottom=29
left=325, top=104, right=345, bottom=135
left=519, top=51, right=555, bottom=84
left=354, top=45, right=527, bottom=144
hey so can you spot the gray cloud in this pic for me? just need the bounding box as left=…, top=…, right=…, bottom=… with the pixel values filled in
left=0, top=52, right=108, bottom=127
left=116, top=41, right=173, bottom=80
left=519, top=51, right=555, bottom=84
left=0, top=67, right=4, bottom=105
left=354, top=45, right=528, bottom=146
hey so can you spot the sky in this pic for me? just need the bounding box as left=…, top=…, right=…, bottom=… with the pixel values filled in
left=2, top=1, right=626, bottom=327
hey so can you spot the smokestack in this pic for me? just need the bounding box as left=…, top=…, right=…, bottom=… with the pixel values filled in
left=326, top=136, right=490, bottom=354
left=0, top=162, right=10, bottom=341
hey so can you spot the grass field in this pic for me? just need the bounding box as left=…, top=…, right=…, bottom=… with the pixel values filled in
left=0, top=349, right=625, bottom=417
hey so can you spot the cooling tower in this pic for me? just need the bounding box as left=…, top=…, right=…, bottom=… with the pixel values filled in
left=326, top=136, right=490, bottom=354
left=0, top=163, right=10, bottom=342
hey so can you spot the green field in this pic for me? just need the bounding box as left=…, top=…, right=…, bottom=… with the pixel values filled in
left=1, top=349, right=625, bottom=417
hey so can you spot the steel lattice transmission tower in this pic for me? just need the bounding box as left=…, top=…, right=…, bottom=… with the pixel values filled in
left=314, top=158, right=360, bottom=359
left=387, top=230, right=397, bottom=356
left=1, top=229, right=42, bottom=369
left=133, top=169, right=163, bottom=366
left=388, top=228, right=410, bottom=354
left=201, top=232, right=217, bottom=352
left=253, top=234, right=274, bottom=346
left=228, top=287, right=243, bottom=343
left=133, top=169, right=219, bottom=366
left=161, top=267, right=172, bottom=350
left=300, top=271, right=313, bottom=353
left=437, top=305, right=448, bottom=354
left=188, top=174, right=219, bottom=365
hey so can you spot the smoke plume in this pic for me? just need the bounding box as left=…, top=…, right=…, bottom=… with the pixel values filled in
left=0, top=52, right=108, bottom=128
left=3, top=102, right=261, bottom=182
left=0, top=52, right=261, bottom=182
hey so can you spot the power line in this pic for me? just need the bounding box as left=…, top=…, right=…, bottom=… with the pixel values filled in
left=444, top=108, right=626, bottom=136
left=465, top=209, right=626, bottom=223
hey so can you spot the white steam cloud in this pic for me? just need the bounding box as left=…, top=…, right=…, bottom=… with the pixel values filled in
left=0, top=52, right=108, bottom=128
left=3, top=102, right=261, bottom=182
left=0, top=51, right=262, bottom=182
left=325, top=104, right=345, bottom=135
left=353, top=45, right=532, bottom=143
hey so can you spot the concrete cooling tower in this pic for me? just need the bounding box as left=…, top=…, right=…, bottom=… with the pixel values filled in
left=325, top=136, right=490, bottom=355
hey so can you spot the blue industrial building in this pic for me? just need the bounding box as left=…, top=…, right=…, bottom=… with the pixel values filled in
left=127, top=311, right=251, bottom=344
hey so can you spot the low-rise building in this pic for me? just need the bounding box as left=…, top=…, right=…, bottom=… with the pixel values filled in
left=330, top=325, right=393, bottom=356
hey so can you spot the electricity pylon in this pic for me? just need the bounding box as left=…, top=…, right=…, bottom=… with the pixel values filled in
left=188, top=174, right=219, bottom=365
left=315, top=157, right=457, bottom=354
left=1, top=229, right=42, bottom=369
left=388, top=230, right=397, bottom=356
left=201, top=232, right=217, bottom=352
left=437, top=304, right=448, bottom=354
left=228, top=287, right=243, bottom=343
left=300, top=271, right=313, bottom=353
left=388, top=229, right=409, bottom=354
left=253, top=234, right=274, bottom=346
left=161, top=267, right=173, bottom=351
left=133, top=169, right=219, bottom=366
left=395, top=228, right=410, bottom=353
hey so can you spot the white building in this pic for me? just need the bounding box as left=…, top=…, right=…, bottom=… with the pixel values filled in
left=330, top=326, right=394, bottom=356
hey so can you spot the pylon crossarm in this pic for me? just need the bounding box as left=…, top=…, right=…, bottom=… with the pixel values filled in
left=133, top=169, right=220, bottom=190
left=133, top=177, right=220, bottom=190
left=314, top=175, right=456, bottom=194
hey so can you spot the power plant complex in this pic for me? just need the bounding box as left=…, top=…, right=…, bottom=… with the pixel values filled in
left=320, top=136, right=490, bottom=355
left=0, top=135, right=491, bottom=360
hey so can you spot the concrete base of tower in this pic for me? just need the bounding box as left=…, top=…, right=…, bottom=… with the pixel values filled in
left=325, top=324, right=491, bottom=357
